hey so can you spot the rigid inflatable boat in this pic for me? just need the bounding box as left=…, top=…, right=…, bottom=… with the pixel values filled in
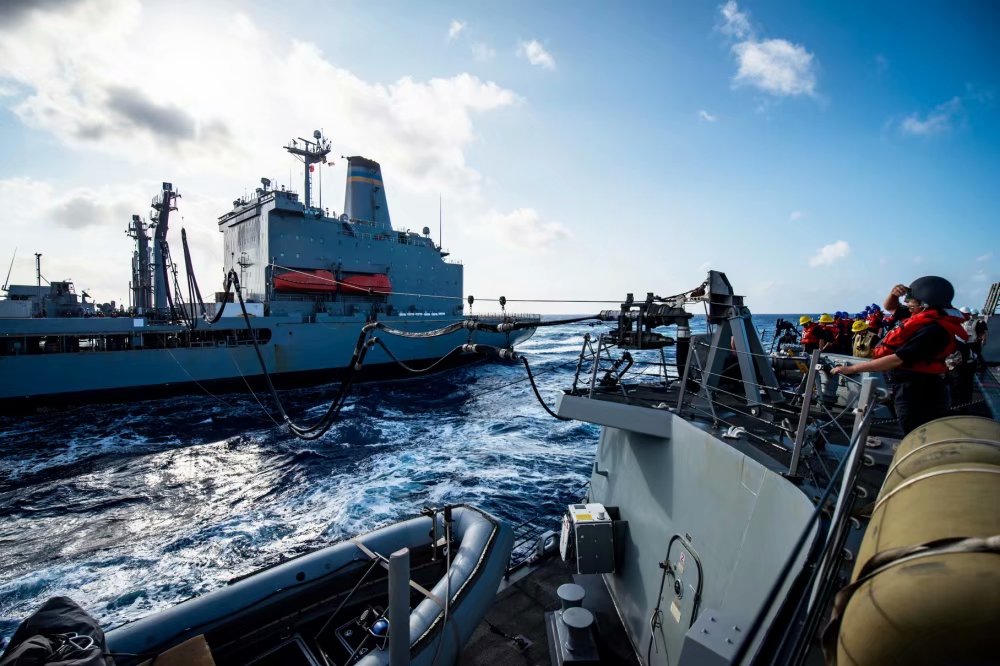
left=105, top=505, right=512, bottom=665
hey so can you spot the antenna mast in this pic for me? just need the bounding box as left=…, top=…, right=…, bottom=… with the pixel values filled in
left=439, top=194, right=443, bottom=249
left=1, top=247, right=15, bottom=293
left=284, top=130, right=332, bottom=211
left=35, top=253, right=42, bottom=289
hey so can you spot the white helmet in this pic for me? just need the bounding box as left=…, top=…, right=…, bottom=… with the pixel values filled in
left=960, top=306, right=971, bottom=314
left=971, top=308, right=980, bottom=315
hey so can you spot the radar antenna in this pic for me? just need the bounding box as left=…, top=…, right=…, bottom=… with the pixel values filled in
left=284, top=129, right=332, bottom=211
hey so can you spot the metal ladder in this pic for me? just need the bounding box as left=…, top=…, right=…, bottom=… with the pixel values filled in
left=983, top=281, right=1000, bottom=315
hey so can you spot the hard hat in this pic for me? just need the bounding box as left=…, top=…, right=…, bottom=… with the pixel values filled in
left=972, top=308, right=979, bottom=315
left=852, top=320, right=869, bottom=333
left=907, top=276, right=954, bottom=308
left=799, top=315, right=813, bottom=325
left=818, top=313, right=834, bottom=324
left=959, top=306, right=971, bottom=314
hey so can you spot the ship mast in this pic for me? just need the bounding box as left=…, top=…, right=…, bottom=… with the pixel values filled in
left=150, top=182, right=180, bottom=315
left=126, top=214, right=153, bottom=314
left=284, top=130, right=331, bottom=211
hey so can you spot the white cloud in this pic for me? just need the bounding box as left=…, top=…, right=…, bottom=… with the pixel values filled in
left=0, top=2, right=521, bottom=196
left=717, top=2, right=817, bottom=98
left=977, top=252, right=993, bottom=262
left=732, top=38, right=817, bottom=97
left=900, top=97, right=962, bottom=136
left=808, top=240, right=850, bottom=267
left=718, top=0, right=751, bottom=39
left=698, top=109, right=717, bottom=122
left=789, top=210, right=804, bottom=221
left=0, top=2, right=535, bottom=304
left=479, top=208, right=570, bottom=252
left=517, top=40, right=556, bottom=70
left=472, top=42, right=496, bottom=61
left=0, top=177, right=224, bottom=305
left=448, top=19, right=466, bottom=41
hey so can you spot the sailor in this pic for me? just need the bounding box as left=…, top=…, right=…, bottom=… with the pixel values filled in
left=972, top=310, right=989, bottom=373
left=851, top=320, right=878, bottom=359
left=866, top=308, right=885, bottom=336
left=832, top=276, right=968, bottom=434
left=800, top=315, right=831, bottom=353
left=881, top=283, right=915, bottom=332
left=818, top=313, right=839, bottom=351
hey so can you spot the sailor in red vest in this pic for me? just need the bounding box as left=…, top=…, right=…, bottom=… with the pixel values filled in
left=818, top=313, right=839, bottom=350
left=832, top=276, right=968, bottom=434
left=800, top=315, right=834, bottom=353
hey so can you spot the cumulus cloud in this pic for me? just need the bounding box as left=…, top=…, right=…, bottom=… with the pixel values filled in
left=472, top=42, right=496, bottom=61
left=732, top=39, right=817, bottom=97
left=717, top=2, right=818, bottom=98
left=0, top=1, right=521, bottom=196
left=698, top=109, right=717, bottom=122
left=480, top=208, right=570, bottom=252
left=0, top=177, right=225, bottom=302
left=718, top=0, right=751, bottom=39
left=899, top=96, right=962, bottom=136
left=808, top=240, right=850, bottom=267
left=447, top=19, right=465, bottom=41
left=517, top=40, right=556, bottom=70
left=0, top=2, right=536, bottom=303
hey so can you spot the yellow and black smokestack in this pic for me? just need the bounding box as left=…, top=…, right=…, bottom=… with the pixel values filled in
left=344, top=156, right=392, bottom=231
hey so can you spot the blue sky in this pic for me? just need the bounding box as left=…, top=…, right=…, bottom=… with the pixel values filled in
left=0, top=0, right=996, bottom=313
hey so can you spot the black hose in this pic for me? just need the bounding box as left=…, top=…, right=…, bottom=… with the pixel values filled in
left=521, top=357, right=569, bottom=421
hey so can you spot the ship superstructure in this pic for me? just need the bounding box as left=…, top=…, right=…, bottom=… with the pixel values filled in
left=0, top=131, right=535, bottom=409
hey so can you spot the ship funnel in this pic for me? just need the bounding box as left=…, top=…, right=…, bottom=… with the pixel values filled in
left=344, top=156, right=392, bottom=231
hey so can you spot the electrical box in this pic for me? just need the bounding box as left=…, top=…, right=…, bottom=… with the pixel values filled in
left=560, top=502, right=615, bottom=574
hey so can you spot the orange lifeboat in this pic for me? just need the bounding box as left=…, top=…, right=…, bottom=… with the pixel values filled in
left=273, top=269, right=338, bottom=293
left=340, top=274, right=392, bottom=295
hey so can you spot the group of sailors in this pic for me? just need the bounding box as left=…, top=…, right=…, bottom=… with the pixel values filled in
left=797, top=309, right=884, bottom=358
left=779, top=276, right=990, bottom=435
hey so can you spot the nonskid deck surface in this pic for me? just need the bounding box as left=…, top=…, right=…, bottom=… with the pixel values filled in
left=461, top=555, right=639, bottom=665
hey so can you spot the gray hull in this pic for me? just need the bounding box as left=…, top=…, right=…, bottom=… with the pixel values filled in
left=0, top=315, right=533, bottom=407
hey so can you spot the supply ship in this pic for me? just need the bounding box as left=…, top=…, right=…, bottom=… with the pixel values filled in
left=0, top=131, right=536, bottom=410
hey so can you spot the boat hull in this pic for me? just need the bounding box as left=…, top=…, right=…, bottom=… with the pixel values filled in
left=0, top=316, right=534, bottom=410
left=105, top=505, right=514, bottom=666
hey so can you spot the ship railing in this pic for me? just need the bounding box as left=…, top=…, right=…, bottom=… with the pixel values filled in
left=664, top=335, right=882, bottom=663
left=467, top=312, right=541, bottom=323
left=564, top=328, right=881, bottom=494
left=505, top=479, right=592, bottom=577
left=568, top=332, right=685, bottom=400
left=736, top=375, right=878, bottom=665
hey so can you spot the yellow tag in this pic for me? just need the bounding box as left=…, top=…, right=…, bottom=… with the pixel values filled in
left=576, top=513, right=592, bottom=521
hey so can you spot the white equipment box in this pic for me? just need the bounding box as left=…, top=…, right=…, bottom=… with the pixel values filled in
left=560, top=502, right=615, bottom=574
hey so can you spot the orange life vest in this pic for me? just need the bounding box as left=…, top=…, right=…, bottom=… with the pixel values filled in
left=801, top=323, right=818, bottom=346
left=873, top=308, right=968, bottom=374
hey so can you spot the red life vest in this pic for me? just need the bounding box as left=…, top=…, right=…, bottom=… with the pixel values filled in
left=866, top=312, right=883, bottom=334
left=822, top=323, right=840, bottom=343
left=873, top=308, right=968, bottom=374
left=801, top=323, right=818, bottom=346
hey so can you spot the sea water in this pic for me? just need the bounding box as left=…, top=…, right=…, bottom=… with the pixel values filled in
left=0, top=314, right=784, bottom=642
